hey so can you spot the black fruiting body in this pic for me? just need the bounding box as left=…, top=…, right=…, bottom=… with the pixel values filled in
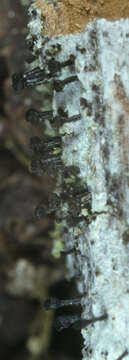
left=12, top=72, right=25, bottom=91
left=35, top=193, right=61, bottom=218
left=62, top=184, right=90, bottom=200
left=12, top=55, right=76, bottom=92
left=72, top=313, right=108, bottom=330
left=60, top=247, right=75, bottom=257
left=53, top=76, right=78, bottom=92
left=55, top=313, right=107, bottom=332
left=30, top=133, right=62, bottom=177
left=31, top=154, right=63, bottom=176
left=62, top=113, right=81, bottom=123
left=55, top=106, right=81, bottom=126
left=44, top=297, right=82, bottom=310
left=30, top=134, right=62, bottom=176
left=26, top=108, right=53, bottom=126
left=26, top=108, right=81, bottom=127
left=55, top=314, right=81, bottom=332
left=21, top=67, right=49, bottom=87
left=68, top=185, right=90, bottom=197
left=55, top=113, right=81, bottom=127
left=12, top=67, right=50, bottom=91
left=30, top=136, right=61, bottom=155
left=47, top=56, right=75, bottom=75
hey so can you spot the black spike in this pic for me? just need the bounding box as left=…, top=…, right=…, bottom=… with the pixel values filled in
left=12, top=72, right=25, bottom=91
left=53, top=76, right=78, bottom=92
left=54, top=106, right=81, bottom=126
left=62, top=185, right=90, bottom=200
left=47, top=56, right=75, bottom=75
left=116, top=350, right=128, bottom=360
left=30, top=136, right=61, bottom=155
left=12, top=67, right=51, bottom=92
left=47, top=60, right=62, bottom=75
left=63, top=113, right=81, bottom=123
left=55, top=113, right=81, bottom=126
left=22, top=67, right=49, bottom=88
left=63, top=165, right=80, bottom=178
left=44, top=297, right=82, bottom=310
left=69, top=185, right=90, bottom=197
left=35, top=193, right=61, bottom=218
left=26, top=108, right=53, bottom=126
left=31, top=154, right=62, bottom=176
left=54, top=314, right=81, bottom=332
left=72, top=313, right=108, bottom=330
left=40, top=154, right=62, bottom=166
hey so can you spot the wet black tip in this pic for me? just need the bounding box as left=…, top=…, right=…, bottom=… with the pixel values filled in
left=12, top=72, right=24, bottom=91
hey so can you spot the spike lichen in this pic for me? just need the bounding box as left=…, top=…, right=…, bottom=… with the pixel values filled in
left=26, top=7, right=129, bottom=360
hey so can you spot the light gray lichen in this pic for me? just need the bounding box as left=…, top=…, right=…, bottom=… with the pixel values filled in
left=27, top=3, right=44, bottom=52
left=27, top=13, right=129, bottom=360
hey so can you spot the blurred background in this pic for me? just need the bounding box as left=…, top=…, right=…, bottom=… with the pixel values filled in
left=0, top=1, right=82, bottom=359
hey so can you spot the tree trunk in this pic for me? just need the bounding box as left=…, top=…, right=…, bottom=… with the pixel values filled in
left=28, top=9, right=129, bottom=359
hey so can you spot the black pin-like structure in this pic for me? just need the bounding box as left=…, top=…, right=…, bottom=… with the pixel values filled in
left=53, top=76, right=78, bottom=92
left=69, top=185, right=90, bottom=197
left=55, top=314, right=81, bottom=332
left=30, top=134, right=62, bottom=177
left=12, top=55, right=76, bottom=92
left=30, top=136, right=61, bottom=155
left=26, top=108, right=81, bottom=127
left=62, top=184, right=90, bottom=200
left=47, top=57, right=75, bottom=74
left=72, top=313, right=108, bottom=330
left=12, top=67, right=50, bottom=91
left=26, top=108, right=53, bottom=126
left=54, top=106, right=81, bottom=126
left=56, top=113, right=81, bottom=126
left=31, top=154, right=63, bottom=176
left=63, top=113, right=81, bottom=123
left=60, top=247, right=75, bottom=257
left=55, top=313, right=108, bottom=332
left=35, top=193, right=61, bottom=218
left=44, top=297, right=82, bottom=310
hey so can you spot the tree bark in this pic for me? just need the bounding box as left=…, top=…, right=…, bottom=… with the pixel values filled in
left=28, top=9, right=129, bottom=359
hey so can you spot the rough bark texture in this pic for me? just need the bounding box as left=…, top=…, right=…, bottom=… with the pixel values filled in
left=35, top=0, right=129, bottom=35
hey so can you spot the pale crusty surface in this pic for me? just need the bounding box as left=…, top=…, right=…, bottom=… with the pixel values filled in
left=36, top=0, right=129, bottom=35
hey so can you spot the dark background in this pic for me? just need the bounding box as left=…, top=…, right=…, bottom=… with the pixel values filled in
left=0, top=1, right=82, bottom=359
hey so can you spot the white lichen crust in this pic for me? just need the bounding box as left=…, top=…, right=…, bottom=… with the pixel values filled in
left=28, top=14, right=129, bottom=360
left=27, top=3, right=43, bottom=52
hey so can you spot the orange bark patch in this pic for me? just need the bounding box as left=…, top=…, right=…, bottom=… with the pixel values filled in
left=36, top=0, right=129, bottom=36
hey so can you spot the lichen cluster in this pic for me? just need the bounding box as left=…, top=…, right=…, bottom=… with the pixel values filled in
left=12, top=5, right=129, bottom=360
